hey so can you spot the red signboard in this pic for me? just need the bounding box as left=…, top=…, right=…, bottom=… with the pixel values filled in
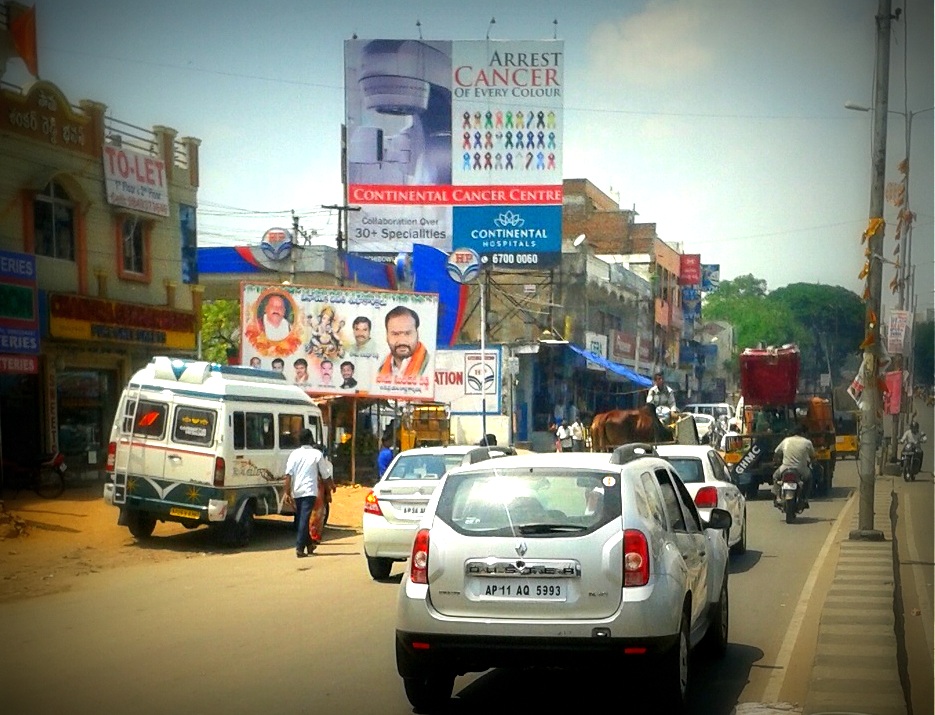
left=679, top=254, right=701, bottom=286
left=0, top=353, right=38, bottom=374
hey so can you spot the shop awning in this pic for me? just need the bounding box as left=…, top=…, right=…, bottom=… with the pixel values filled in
left=566, top=344, right=653, bottom=387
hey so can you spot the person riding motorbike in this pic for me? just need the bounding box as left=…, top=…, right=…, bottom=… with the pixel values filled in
left=772, top=423, right=816, bottom=507
left=899, top=421, right=926, bottom=471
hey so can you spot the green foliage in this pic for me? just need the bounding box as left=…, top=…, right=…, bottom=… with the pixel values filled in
left=200, top=299, right=241, bottom=364
left=914, top=320, right=934, bottom=386
left=703, top=276, right=864, bottom=385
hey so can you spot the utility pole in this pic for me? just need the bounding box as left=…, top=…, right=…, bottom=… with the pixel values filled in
left=852, top=0, right=893, bottom=541
left=322, top=203, right=360, bottom=286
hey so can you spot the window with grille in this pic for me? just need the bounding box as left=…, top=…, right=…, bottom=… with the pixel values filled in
left=34, top=181, right=76, bottom=261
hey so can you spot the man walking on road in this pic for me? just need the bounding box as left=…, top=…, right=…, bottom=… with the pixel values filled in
left=283, top=429, right=334, bottom=558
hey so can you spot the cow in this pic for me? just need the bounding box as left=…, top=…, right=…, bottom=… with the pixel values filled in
left=590, top=404, right=674, bottom=452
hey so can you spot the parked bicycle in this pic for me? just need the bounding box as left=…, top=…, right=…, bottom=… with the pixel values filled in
left=2, top=452, right=69, bottom=499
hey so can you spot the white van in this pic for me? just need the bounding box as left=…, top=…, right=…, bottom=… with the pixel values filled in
left=103, top=356, right=327, bottom=546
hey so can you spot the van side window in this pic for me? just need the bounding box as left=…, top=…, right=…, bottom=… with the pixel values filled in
left=232, top=411, right=274, bottom=450
left=173, top=407, right=216, bottom=445
left=307, top=415, right=323, bottom=444
left=279, top=413, right=304, bottom=449
left=123, top=399, right=167, bottom=438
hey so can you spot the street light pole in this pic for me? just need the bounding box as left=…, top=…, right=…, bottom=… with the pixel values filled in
left=851, top=0, right=893, bottom=540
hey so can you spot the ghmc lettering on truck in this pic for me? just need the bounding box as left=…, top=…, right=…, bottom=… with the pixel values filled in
left=102, top=356, right=327, bottom=547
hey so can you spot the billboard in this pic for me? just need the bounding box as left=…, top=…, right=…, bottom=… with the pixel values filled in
left=345, top=39, right=564, bottom=268
left=434, top=346, right=501, bottom=414
left=240, top=283, right=438, bottom=400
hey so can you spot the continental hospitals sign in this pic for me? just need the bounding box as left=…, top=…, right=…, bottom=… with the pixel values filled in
left=344, top=39, right=564, bottom=268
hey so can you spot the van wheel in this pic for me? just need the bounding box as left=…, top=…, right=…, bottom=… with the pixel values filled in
left=221, top=500, right=255, bottom=548
left=126, top=511, right=156, bottom=539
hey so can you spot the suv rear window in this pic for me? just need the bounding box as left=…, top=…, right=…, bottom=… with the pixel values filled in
left=435, top=468, right=622, bottom=536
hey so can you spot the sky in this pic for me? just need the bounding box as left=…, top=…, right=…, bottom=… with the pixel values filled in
left=4, top=0, right=933, bottom=316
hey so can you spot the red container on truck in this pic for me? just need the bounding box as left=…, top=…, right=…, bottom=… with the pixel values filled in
left=739, top=344, right=800, bottom=406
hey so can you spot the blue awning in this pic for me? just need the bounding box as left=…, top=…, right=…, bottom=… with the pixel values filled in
left=566, top=344, right=653, bottom=387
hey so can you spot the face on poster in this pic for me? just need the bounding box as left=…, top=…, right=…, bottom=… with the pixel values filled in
left=344, top=39, right=563, bottom=268
left=241, top=283, right=438, bottom=399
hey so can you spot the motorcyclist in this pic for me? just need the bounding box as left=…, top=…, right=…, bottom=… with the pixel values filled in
left=899, top=421, right=925, bottom=451
left=772, top=423, right=816, bottom=507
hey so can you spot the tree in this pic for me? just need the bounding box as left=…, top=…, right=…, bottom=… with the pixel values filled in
left=703, top=275, right=803, bottom=351
left=200, top=299, right=241, bottom=364
left=768, top=283, right=864, bottom=386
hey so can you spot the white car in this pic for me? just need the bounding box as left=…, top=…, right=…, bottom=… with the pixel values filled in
left=363, top=444, right=515, bottom=579
left=395, top=445, right=732, bottom=712
left=655, top=443, right=747, bottom=555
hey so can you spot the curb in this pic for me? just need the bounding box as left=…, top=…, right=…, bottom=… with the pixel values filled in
left=803, top=474, right=907, bottom=715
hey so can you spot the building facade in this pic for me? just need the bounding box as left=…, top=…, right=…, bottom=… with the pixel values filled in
left=0, top=78, right=201, bottom=477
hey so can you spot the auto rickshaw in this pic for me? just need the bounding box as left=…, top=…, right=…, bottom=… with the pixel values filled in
left=834, top=410, right=859, bottom=460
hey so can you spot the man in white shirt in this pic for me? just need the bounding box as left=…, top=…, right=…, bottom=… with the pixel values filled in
left=261, top=294, right=291, bottom=341
left=556, top=422, right=572, bottom=452
left=646, top=372, right=677, bottom=410
left=570, top=418, right=585, bottom=452
left=283, top=429, right=334, bottom=557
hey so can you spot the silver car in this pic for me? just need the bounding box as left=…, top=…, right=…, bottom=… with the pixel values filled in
left=655, top=443, right=747, bottom=555
left=363, top=444, right=515, bottom=580
left=395, top=444, right=732, bottom=712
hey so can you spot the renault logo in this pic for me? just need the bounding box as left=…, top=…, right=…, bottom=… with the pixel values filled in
left=515, top=541, right=527, bottom=557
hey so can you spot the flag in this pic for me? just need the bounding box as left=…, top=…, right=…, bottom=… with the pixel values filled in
left=10, top=4, right=38, bottom=77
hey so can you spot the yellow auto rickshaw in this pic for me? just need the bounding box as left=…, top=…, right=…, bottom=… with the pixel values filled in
left=834, top=410, right=859, bottom=460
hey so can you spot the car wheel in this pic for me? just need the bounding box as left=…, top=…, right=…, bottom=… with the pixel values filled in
left=658, top=606, right=690, bottom=712
left=367, top=555, right=394, bottom=580
left=403, top=672, right=454, bottom=712
left=730, top=508, right=747, bottom=555
left=220, top=500, right=255, bottom=548
left=702, top=571, right=729, bottom=657
left=126, top=510, right=156, bottom=539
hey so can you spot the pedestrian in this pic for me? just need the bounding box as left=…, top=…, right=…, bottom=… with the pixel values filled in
left=556, top=420, right=573, bottom=452
left=283, top=428, right=334, bottom=558
left=570, top=417, right=585, bottom=452
left=377, top=436, right=394, bottom=479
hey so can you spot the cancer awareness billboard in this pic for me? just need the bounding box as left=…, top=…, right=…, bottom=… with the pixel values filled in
left=344, top=39, right=564, bottom=269
left=240, top=283, right=438, bottom=400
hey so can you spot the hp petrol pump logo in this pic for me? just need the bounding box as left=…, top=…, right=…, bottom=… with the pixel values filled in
left=466, top=361, right=495, bottom=394
left=446, top=248, right=481, bottom=284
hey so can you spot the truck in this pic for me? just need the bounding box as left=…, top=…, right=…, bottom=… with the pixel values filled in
left=726, top=344, right=835, bottom=499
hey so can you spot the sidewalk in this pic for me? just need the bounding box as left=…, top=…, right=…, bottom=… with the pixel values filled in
left=803, top=473, right=906, bottom=715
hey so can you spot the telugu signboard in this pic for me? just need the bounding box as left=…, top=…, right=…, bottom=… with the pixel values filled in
left=886, top=310, right=911, bottom=355
left=241, top=283, right=438, bottom=400
left=344, top=39, right=564, bottom=268
left=0, top=249, right=39, bottom=359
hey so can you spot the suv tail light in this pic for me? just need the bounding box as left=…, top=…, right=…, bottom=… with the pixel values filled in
left=364, top=490, right=383, bottom=516
left=410, top=528, right=430, bottom=584
left=213, top=457, right=225, bottom=487
left=623, top=529, right=649, bottom=587
left=694, top=486, right=719, bottom=509
left=106, top=442, right=117, bottom=473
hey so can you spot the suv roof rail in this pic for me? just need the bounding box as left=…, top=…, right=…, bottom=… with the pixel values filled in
left=609, top=443, right=658, bottom=464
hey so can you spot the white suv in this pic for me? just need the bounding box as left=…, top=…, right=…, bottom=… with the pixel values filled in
left=395, top=444, right=732, bottom=712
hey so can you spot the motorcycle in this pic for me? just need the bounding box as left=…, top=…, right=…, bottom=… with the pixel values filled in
left=774, top=467, right=807, bottom=523
left=901, top=437, right=926, bottom=482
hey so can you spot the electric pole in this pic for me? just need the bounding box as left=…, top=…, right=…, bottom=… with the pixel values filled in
left=852, top=0, right=893, bottom=541
left=322, top=203, right=360, bottom=286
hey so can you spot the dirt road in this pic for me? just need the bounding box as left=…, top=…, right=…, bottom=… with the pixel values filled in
left=0, top=481, right=370, bottom=603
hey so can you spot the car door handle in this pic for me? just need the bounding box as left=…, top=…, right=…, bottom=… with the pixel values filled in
left=168, top=454, right=182, bottom=462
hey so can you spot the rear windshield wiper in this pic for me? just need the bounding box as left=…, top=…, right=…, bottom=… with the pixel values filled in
left=516, top=523, right=588, bottom=534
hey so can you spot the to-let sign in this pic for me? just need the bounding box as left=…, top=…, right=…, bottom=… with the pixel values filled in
left=102, top=146, right=170, bottom=217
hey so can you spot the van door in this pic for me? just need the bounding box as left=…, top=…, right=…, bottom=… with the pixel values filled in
left=115, top=390, right=171, bottom=481
left=165, top=403, right=218, bottom=484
